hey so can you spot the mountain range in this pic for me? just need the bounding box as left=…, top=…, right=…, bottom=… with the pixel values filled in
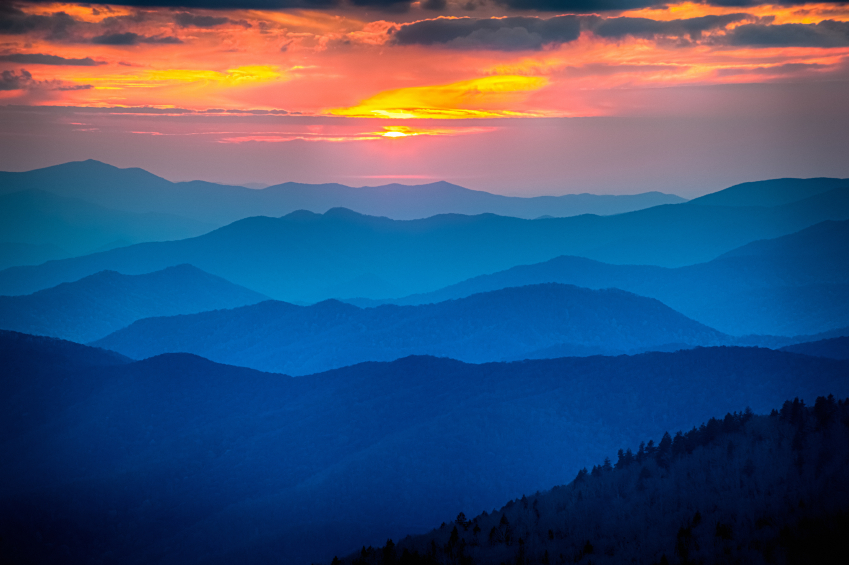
left=688, top=177, right=848, bottom=207
left=355, top=219, right=849, bottom=336
left=0, top=189, right=214, bottom=262
left=0, top=241, right=71, bottom=272
left=0, top=265, right=267, bottom=343
left=1, top=185, right=847, bottom=301
left=92, top=283, right=726, bottom=375
left=3, top=331, right=848, bottom=565
left=2, top=162, right=849, bottom=565
left=0, top=160, right=685, bottom=225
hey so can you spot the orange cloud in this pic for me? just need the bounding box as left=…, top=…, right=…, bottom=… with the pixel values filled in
left=210, top=125, right=496, bottom=143
left=330, top=75, right=550, bottom=119
left=621, top=2, right=849, bottom=25
left=378, top=125, right=496, bottom=137
left=4, top=3, right=849, bottom=119
left=74, top=65, right=282, bottom=88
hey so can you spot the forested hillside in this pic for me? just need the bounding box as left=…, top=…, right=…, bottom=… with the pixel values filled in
left=340, top=397, right=849, bottom=565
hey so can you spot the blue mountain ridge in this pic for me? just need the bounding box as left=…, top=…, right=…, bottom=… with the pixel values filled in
left=0, top=189, right=214, bottom=260
left=91, top=283, right=727, bottom=375
left=1, top=186, right=847, bottom=301
left=2, top=331, right=848, bottom=565
left=0, top=265, right=267, bottom=343
left=353, top=219, right=849, bottom=336
left=0, top=159, right=686, bottom=224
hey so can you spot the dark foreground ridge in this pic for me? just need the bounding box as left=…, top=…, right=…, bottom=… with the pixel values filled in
left=338, top=398, right=849, bottom=565
left=2, top=331, right=849, bottom=564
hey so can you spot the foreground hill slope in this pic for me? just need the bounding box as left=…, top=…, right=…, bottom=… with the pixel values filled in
left=93, top=284, right=725, bottom=375
left=0, top=189, right=213, bottom=264
left=343, top=398, right=849, bottom=565
left=376, top=220, right=849, bottom=336
left=1, top=185, right=848, bottom=300
left=2, top=332, right=848, bottom=565
left=0, top=265, right=267, bottom=343
left=0, top=160, right=685, bottom=223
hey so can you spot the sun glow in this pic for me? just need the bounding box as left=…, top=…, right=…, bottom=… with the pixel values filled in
left=330, top=75, right=550, bottom=119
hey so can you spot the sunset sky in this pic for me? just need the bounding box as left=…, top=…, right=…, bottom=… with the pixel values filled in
left=1, top=1, right=848, bottom=195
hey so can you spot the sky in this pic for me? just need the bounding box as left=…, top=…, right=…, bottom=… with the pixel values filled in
left=1, top=1, right=848, bottom=196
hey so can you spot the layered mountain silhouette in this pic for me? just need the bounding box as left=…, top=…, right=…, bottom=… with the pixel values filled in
left=0, top=189, right=214, bottom=262
left=780, top=336, right=849, bottom=360
left=2, top=163, right=847, bottom=565
left=688, top=177, right=848, bottom=207
left=0, top=265, right=266, bottom=343
left=1, top=185, right=847, bottom=301
left=2, top=331, right=848, bottom=565
left=0, top=241, right=71, bottom=271
left=342, top=398, right=849, bottom=565
left=363, top=220, right=849, bottom=336
left=0, top=160, right=685, bottom=224
left=92, top=284, right=726, bottom=374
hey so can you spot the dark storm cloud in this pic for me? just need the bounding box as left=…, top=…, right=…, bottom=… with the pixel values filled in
left=52, top=83, right=95, bottom=90
left=0, top=68, right=33, bottom=90
left=0, top=67, right=90, bottom=91
left=422, top=0, right=448, bottom=10
left=175, top=13, right=230, bottom=27
left=174, top=12, right=250, bottom=28
left=391, top=14, right=755, bottom=50
left=696, top=0, right=849, bottom=6
left=392, top=15, right=583, bottom=51
left=22, top=0, right=338, bottom=8
left=19, top=0, right=415, bottom=11
left=495, top=0, right=849, bottom=10
left=0, top=5, right=75, bottom=39
left=15, top=0, right=849, bottom=13
left=592, top=14, right=752, bottom=40
left=0, top=53, right=104, bottom=66
left=92, top=32, right=183, bottom=45
left=714, top=62, right=828, bottom=76
left=725, top=20, right=849, bottom=47
left=494, top=0, right=658, bottom=10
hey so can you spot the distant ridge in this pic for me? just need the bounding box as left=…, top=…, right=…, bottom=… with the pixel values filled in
left=0, top=189, right=214, bottom=260
left=0, top=241, right=70, bottom=271
left=0, top=160, right=686, bottom=224
left=363, top=219, right=849, bottom=336
left=0, top=265, right=267, bottom=343
left=1, top=186, right=847, bottom=301
left=92, top=283, right=726, bottom=375
left=689, top=177, right=848, bottom=207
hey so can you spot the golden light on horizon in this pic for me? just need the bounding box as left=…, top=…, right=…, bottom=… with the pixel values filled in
left=330, top=75, right=550, bottom=119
